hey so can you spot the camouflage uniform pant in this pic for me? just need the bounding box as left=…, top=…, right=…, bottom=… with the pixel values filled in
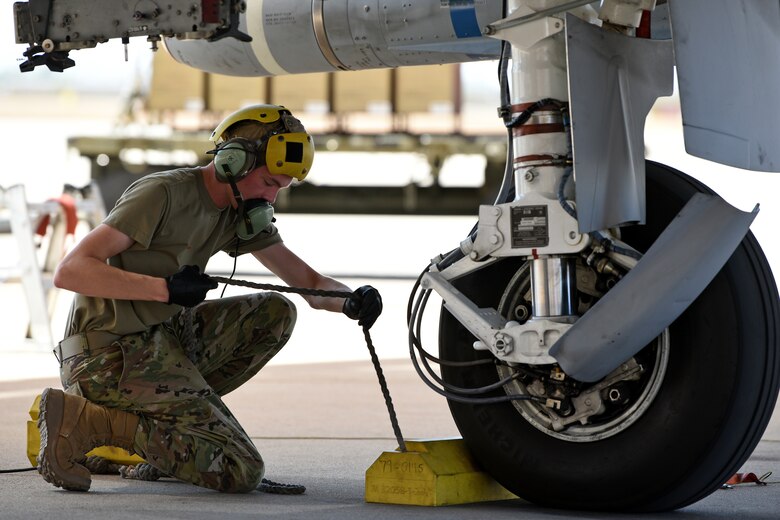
left=59, top=292, right=296, bottom=493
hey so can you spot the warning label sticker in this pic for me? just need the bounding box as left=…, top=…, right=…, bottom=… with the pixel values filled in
left=511, top=205, right=549, bottom=248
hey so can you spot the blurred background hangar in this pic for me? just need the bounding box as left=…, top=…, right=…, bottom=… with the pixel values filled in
left=74, top=52, right=509, bottom=215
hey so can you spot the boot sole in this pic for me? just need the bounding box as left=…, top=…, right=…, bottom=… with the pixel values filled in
left=37, top=388, right=91, bottom=491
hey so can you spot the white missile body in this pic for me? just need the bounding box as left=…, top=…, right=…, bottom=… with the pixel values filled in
left=164, top=0, right=503, bottom=77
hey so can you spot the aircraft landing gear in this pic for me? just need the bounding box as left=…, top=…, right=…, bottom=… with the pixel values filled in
left=439, top=160, right=780, bottom=512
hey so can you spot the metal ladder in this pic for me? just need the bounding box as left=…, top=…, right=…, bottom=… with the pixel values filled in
left=0, top=184, right=105, bottom=349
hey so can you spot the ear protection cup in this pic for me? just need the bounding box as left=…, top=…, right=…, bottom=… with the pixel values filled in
left=213, top=138, right=257, bottom=183
left=264, top=132, right=315, bottom=179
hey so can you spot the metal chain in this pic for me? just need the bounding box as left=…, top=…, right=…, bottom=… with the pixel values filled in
left=211, top=274, right=407, bottom=453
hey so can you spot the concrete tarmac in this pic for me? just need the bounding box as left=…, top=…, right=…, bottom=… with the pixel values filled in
left=0, top=358, right=778, bottom=520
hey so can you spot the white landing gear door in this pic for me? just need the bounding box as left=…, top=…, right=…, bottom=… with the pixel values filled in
left=550, top=193, right=758, bottom=382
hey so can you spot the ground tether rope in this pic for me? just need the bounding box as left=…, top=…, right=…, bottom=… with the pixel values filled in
left=209, top=275, right=407, bottom=453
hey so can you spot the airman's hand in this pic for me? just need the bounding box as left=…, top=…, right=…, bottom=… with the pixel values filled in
left=165, top=265, right=217, bottom=307
left=343, top=285, right=383, bottom=329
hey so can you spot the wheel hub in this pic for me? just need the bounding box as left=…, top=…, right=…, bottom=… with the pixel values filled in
left=496, top=261, right=670, bottom=442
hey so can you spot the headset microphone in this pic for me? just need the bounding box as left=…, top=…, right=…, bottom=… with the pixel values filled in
left=238, top=199, right=274, bottom=240
left=224, top=176, right=274, bottom=240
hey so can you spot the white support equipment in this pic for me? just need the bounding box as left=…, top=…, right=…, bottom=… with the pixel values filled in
left=0, top=184, right=106, bottom=350
left=0, top=185, right=55, bottom=348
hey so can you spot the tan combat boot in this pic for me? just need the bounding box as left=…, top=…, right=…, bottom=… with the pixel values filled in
left=37, top=387, right=140, bottom=491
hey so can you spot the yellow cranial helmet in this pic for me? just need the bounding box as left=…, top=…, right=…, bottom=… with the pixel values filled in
left=209, top=104, right=314, bottom=182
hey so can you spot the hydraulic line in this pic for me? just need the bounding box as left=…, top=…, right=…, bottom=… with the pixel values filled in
left=494, top=39, right=517, bottom=206
left=406, top=266, right=493, bottom=368
left=406, top=266, right=546, bottom=405
left=410, top=287, right=524, bottom=394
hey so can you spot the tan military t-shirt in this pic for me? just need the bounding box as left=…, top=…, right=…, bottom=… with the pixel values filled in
left=64, top=167, right=282, bottom=337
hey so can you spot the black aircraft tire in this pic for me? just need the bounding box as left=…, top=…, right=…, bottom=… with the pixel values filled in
left=439, top=160, right=780, bottom=512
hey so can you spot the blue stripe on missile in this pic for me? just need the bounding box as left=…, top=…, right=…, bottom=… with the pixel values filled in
left=449, top=0, right=481, bottom=39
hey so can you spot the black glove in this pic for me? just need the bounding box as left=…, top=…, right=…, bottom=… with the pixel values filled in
left=343, top=285, right=383, bottom=329
left=165, top=265, right=218, bottom=307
